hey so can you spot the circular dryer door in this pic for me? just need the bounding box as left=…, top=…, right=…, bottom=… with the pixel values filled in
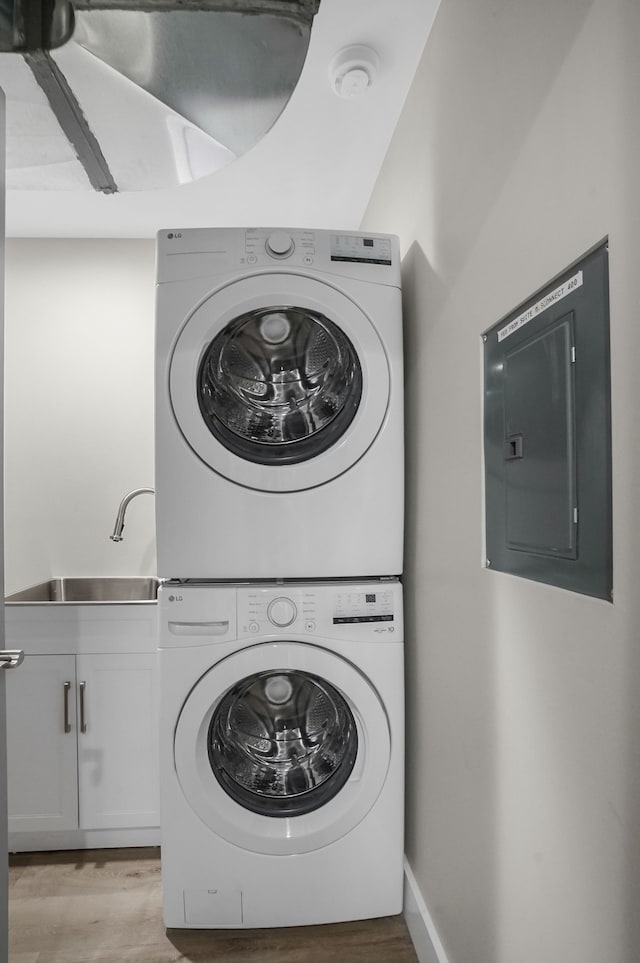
left=174, top=641, right=391, bottom=855
left=169, top=273, right=390, bottom=492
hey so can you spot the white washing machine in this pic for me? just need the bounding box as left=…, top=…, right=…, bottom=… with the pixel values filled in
left=158, top=578, right=404, bottom=928
left=155, top=227, right=403, bottom=580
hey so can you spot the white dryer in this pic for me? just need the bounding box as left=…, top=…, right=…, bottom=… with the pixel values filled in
left=155, top=227, right=403, bottom=579
left=158, top=579, right=404, bottom=928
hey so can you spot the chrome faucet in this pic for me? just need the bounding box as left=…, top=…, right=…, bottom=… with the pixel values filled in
left=110, top=488, right=155, bottom=542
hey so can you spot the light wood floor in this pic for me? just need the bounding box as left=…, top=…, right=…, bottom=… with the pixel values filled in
left=8, top=848, right=418, bottom=962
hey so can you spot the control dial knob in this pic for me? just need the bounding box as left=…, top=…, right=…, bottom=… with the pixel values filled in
left=266, top=231, right=294, bottom=258
left=267, top=596, right=297, bottom=627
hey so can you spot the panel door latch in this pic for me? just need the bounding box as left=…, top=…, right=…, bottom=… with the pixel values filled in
left=504, top=434, right=524, bottom=460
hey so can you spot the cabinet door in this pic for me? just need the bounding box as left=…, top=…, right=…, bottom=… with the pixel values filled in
left=6, top=654, right=78, bottom=832
left=76, top=653, right=159, bottom=830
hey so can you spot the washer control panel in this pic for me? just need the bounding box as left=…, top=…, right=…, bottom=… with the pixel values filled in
left=332, top=587, right=394, bottom=624
left=240, top=588, right=317, bottom=636
left=237, top=583, right=398, bottom=637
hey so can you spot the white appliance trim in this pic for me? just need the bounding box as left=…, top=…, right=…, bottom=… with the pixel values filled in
left=155, top=227, right=404, bottom=581
left=173, top=639, right=391, bottom=855
left=159, top=579, right=404, bottom=928
left=168, top=271, right=390, bottom=492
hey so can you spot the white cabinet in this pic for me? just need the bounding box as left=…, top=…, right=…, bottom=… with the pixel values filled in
left=4, top=600, right=160, bottom=850
left=76, top=653, right=158, bottom=830
left=6, top=655, right=78, bottom=833
left=6, top=652, right=159, bottom=835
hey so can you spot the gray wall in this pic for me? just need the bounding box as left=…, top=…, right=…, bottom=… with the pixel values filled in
left=4, top=239, right=156, bottom=595
left=362, top=1, right=640, bottom=961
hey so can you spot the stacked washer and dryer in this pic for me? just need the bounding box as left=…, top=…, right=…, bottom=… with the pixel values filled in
left=154, top=227, right=404, bottom=929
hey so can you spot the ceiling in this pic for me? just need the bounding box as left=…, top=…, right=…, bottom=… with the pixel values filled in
left=2, top=0, right=440, bottom=238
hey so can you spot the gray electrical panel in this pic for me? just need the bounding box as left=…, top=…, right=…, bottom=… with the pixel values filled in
left=483, top=243, right=612, bottom=601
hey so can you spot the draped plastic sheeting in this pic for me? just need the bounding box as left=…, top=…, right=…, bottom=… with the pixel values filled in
left=0, top=0, right=320, bottom=190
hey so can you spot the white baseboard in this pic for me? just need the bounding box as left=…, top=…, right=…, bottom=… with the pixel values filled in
left=403, top=857, right=451, bottom=963
left=8, top=827, right=160, bottom=853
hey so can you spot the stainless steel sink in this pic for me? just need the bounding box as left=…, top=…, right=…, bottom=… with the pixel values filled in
left=6, top=577, right=159, bottom=604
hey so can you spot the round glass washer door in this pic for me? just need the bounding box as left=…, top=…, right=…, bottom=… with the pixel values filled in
left=169, top=273, right=390, bottom=493
left=174, top=641, right=391, bottom=855
left=209, top=669, right=358, bottom=817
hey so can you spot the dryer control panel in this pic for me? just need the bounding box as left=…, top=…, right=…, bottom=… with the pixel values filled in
left=243, top=228, right=394, bottom=270
left=245, top=228, right=317, bottom=266
left=329, top=233, right=392, bottom=266
left=156, top=226, right=401, bottom=287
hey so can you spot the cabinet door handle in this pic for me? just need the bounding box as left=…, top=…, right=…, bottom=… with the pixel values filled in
left=0, top=649, right=24, bottom=669
left=63, top=681, right=72, bottom=733
left=79, top=681, right=87, bottom=733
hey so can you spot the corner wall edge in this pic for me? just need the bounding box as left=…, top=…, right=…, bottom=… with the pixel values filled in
left=403, top=857, right=451, bottom=963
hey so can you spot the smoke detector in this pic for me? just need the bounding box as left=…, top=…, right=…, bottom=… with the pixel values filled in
left=329, top=45, right=378, bottom=99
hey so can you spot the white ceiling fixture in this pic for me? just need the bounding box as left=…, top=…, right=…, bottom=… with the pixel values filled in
left=329, top=45, right=378, bottom=99
left=4, top=0, right=443, bottom=237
